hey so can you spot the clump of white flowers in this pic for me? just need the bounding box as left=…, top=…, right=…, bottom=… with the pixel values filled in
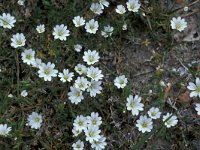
left=101, top=25, right=114, bottom=38
left=11, top=33, right=26, bottom=48
left=0, top=124, right=12, bottom=137
left=170, top=17, right=187, bottom=32
left=0, top=13, right=16, bottom=29
left=114, top=75, right=128, bottom=89
left=53, top=24, right=70, bottom=41
left=36, top=24, right=45, bottom=33
left=27, top=112, right=42, bottom=129
left=72, top=112, right=107, bottom=149
left=187, top=77, right=200, bottom=98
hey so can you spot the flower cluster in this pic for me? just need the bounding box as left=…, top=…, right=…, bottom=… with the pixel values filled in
left=126, top=95, right=178, bottom=133
left=72, top=112, right=107, bottom=150
left=68, top=49, right=103, bottom=104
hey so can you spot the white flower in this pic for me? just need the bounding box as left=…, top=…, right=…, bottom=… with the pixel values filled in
left=87, top=80, right=102, bottom=97
left=87, top=66, right=104, bottom=81
left=195, top=103, right=200, bottom=115
left=72, top=127, right=81, bottom=137
left=183, top=6, right=189, bottom=12
left=85, top=125, right=101, bottom=143
left=126, top=0, right=141, bottom=12
left=21, top=90, right=28, bottom=97
left=136, top=115, right=153, bottom=133
left=114, top=75, right=128, bottom=89
left=72, top=140, right=84, bottom=150
left=91, top=135, right=107, bottom=150
left=27, top=112, right=42, bottom=129
left=99, top=0, right=109, bottom=8
left=73, top=115, right=88, bottom=131
left=73, top=16, right=85, bottom=27
left=116, top=5, right=126, bottom=14
left=85, top=19, right=99, bottom=34
left=83, top=50, right=100, bottom=65
left=0, top=124, right=11, bottom=137
left=74, top=44, right=82, bottom=52
left=8, top=94, right=14, bottom=98
left=68, top=86, right=84, bottom=104
left=11, top=33, right=26, bottom=48
left=187, top=78, right=200, bottom=97
left=58, top=69, right=74, bottom=82
left=122, top=23, right=127, bottom=30
left=163, top=113, right=178, bottom=128
left=74, top=77, right=89, bottom=91
left=0, top=13, right=16, bottom=29
left=38, top=62, right=58, bottom=81
left=21, top=49, right=35, bottom=65
left=87, top=112, right=102, bottom=127
left=170, top=17, right=187, bottom=32
left=90, top=3, right=103, bottom=15
left=31, top=58, right=42, bottom=68
left=17, top=0, right=25, bottom=5
left=52, top=24, right=70, bottom=41
left=74, top=64, right=87, bottom=75
left=101, top=25, right=114, bottom=38
left=36, top=24, right=45, bottom=33
left=147, top=107, right=161, bottom=119
left=126, top=95, right=144, bottom=116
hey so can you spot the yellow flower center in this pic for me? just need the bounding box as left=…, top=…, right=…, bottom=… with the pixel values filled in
left=44, top=68, right=50, bottom=75
left=130, top=4, right=135, bottom=10
left=120, top=80, right=124, bottom=85
left=90, top=25, right=94, bottom=30
left=175, top=23, right=181, bottom=30
left=89, top=56, right=94, bottom=62
left=76, top=91, right=80, bottom=97
left=78, top=121, right=83, bottom=126
left=58, top=31, right=63, bottom=36
left=77, top=144, right=81, bottom=148
left=166, top=120, right=171, bottom=125
left=151, top=112, right=156, bottom=117
left=17, top=40, right=22, bottom=45
left=34, top=117, right=40, bottom=123
left=196, top=86, right=200, bottom=92
left=89, top=131, right=94, bottom=137
left=130, top=101, right=135, bottom=108
left=63, top=76, right=68, bottom=80
left=2, top=20, right=9, bottom=26
left=26, top=54, right=31, bottom=59
left=92, top=119, right=97, bottom=125
left=142, top=122, right=147, bottom=128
